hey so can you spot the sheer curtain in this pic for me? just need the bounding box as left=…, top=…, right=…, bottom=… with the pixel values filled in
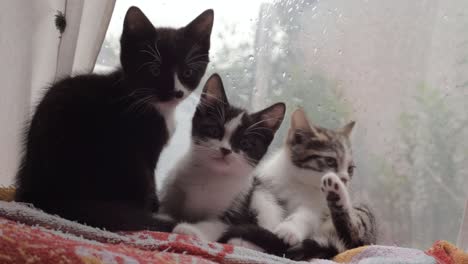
left=0, top=0, right=116, bottom=186
left=92, top=0, right=467, bottom=247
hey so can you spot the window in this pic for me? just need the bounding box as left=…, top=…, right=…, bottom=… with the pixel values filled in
left=95, top=0, right=468, bottom=248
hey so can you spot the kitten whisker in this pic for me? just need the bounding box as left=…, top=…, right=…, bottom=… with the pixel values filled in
left=139, top=49, right=161, bottom=63
left=200, top=92, right=227, bottom=105
left=137, top=61, right=160, bottom=72
left=244, top=118, right=281, bottom=133
left=185, top=44, right=200, bottom=62
left=246, top=126, right=274, bottom=134
left=153, top=40, right=162, bottom=61
left=186, top=53, right=209, bottom=64
left=244, top=131, right=266, bottom=138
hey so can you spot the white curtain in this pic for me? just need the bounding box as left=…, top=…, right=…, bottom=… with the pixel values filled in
left=458, top=199, right=468, bottom=251
left=0, top=0, right=116, bottom=186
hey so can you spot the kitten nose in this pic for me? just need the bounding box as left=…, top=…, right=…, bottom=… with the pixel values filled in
left=220, top=147, right=232, bottom=156
left=174, top=90, right=184, bottom=99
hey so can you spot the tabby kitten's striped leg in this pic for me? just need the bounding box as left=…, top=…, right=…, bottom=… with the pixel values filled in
left=321, top=172, right=376, bottom=248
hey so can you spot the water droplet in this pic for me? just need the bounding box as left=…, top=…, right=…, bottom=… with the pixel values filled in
left=273, top=88, right=282, bottom=96
left=288, top=7, right=293, bottom=13
left=338, top=49, right=343, bottom=55
left=226, top=73, right=230, bottom=78
left=282, top=72, right=287, bottom=78
left=248, top=55, right=255, bottom=61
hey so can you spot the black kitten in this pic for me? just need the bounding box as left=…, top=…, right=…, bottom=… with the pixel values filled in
left=14, top=6, right=214, bottom=231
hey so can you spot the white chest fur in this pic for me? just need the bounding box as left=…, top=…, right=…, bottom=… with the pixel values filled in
left=258, top=149, right=327, bottom=214
left=163, top=150, right=253, bottom=221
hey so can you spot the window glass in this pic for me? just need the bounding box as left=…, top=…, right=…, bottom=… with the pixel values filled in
left=95, top=0, right=468, bottom=248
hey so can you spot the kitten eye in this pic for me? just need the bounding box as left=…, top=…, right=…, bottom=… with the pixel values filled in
left=240, top=138, right=254, bottom=150
left=183, top=69, right=193, bottom=78
left=324, top=157, right=337, bottom=168
left=149, top=65, right=160, bottom=76
left=206, top=126, right=221, bottom=138
left=348, top=165, right=355, bottom=176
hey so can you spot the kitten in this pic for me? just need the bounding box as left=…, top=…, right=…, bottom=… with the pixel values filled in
left=159, top=73, right=286, bottom=241
left=219, top=109, right=377, bottom=260
left=14, top=6, right=214, bottom=232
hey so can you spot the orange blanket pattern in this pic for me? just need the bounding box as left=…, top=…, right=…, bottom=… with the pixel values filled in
left=426, top=240, right=468, bottom=264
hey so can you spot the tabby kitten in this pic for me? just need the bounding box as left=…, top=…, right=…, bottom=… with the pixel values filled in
left=14, top=6, right=213, bottom=231
left=220, top=109, right=377, bottom=260
left=159, top=73, right=286, bottom=242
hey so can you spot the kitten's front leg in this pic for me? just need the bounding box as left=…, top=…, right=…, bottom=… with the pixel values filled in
left=274, top=207, right=318, bottom=246
left=173, top=218, right=228, bottom=242
left=321, top=172, right=351, bottom=210
left=321, top=172, right=375, bottom=248
left=251, top=188, right=284, bottom=231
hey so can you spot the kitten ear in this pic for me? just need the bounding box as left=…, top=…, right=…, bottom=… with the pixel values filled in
left=253, top=103, right=286, bottom=132
left=339, top=121, right=356, bottom=137
left=185, top=9, right=214, bottom=42
left=199, top=74, right=228, bottom=109
left=123, top=6, right=155, bottom=37
left=290, top=108, right=312, bottom=132
left=288, top=108, right=325, bottom=143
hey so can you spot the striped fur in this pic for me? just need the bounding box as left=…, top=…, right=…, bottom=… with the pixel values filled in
left=220, top=109, right=377, bottom=261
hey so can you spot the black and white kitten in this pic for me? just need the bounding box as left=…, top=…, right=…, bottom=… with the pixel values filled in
left=14, top=6, right=214, bottom=231
left=159, top=73, right=286, bottom=241
left=219, top=109, right=377, bottom=260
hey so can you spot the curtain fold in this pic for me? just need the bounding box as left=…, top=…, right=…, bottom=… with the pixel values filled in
left=458, top=199, right=468, bottom=251
left=0, top=0, right=116, bottom=186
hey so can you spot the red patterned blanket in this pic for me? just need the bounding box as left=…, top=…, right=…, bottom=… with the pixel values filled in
left=0, top=201, right=303, bottom=264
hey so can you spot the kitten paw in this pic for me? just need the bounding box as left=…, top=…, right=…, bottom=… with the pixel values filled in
left=227, top=238, right=265, bottom=252
left=274, top=222, right=303, bottom=246
left=172, top=223, right=206, bottom=240
left=321, top=173, right=349, bottom=208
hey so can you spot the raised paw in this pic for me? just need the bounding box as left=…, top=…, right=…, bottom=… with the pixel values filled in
left=274, top=222, right=303, bottom=246
left=321, top=173, right=349, bottom=208
left=172, top=223, right=207, bottom=240
left=227, top=238, right=265, bottom=252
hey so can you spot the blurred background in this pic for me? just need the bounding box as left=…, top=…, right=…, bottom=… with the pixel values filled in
left=93, top=0, right=468, bottom=249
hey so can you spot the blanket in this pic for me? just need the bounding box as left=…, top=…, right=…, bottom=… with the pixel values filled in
left=0, top=198, right=466, bottom=263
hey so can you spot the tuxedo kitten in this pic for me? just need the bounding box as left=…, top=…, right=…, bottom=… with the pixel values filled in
left=14, top=6, right=214, bottom=231
left=220, top=109, right=376, bottom=260
left=159, top=73, right=285, bottom=242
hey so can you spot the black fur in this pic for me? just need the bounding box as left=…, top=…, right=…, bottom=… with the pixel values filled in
left=192, top=74, right=285, bottom=166
left=14, top=6, right=213, bottom=231
left=219, top=225, right=289, bottom=256
left=286, top=238, right=340, bottom=260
